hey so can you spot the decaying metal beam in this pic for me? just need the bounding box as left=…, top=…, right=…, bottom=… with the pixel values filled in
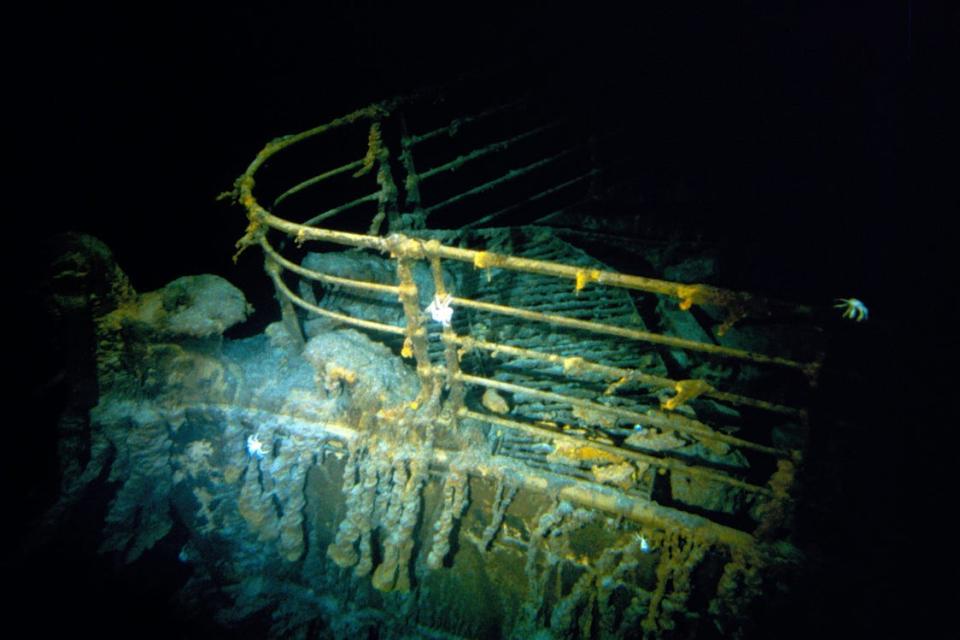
left=405, top=97, right=528, bottom=146
left=444, top=334, right=805, bottom=417
left=273, top=158, right=366, bottom=207
left=423, top=146, right=581, bottom=220
left=302, top=191, right=381, bottom=227
left=462, top=169, right=601, bottom=229
left=417, top=120, right=564, bottom=181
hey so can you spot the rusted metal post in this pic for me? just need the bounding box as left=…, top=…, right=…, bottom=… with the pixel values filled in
left=398, top=115, right=426, bottom=230
left=394, top=255, right=434, bottom=404
left=427, top=249, right=465, bottom=413
left=264, top=257, right=305, bottom=350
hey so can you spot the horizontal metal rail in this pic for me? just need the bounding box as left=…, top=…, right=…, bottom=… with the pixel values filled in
left=385, top=236, right=814, bottom=330
left=458, top=408, right=771, bottom=496
left=262, top=239, right=803, bottom=432
left=302, top=191, right=380, bottom=227
left=244, top=220, right=817, bottom=377
left=256, top=213, right=386, bottom=250
left=240, top=104, right=387, bottom=179
left=261, top=239, right=402, bottom=296
left=450, top=296, right=806, bottom=370
left=274, top=159, right=366, bottom=207
left=263, top=242, right=805, bottom=425
left=246, top=218, right=811, bottom=323
left=265, top=261, right=406, bottom=337
left=418, top=120, right=564, bottom=181
left=443, top=334, right=804, bottom=417
left=461, top=168, right=600, bottom=230
left=406, top=98, right=528, bottom=146
left=457, top=373, right=785, bottom=457
left=424, top=146, right=581, bottom=218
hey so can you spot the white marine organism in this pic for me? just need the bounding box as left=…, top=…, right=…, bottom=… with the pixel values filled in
left=637, top=533, right=652, bottom=553
left=246, top=434, right=269, bottom=458
left=425, top=293, right=454, bottom=327
left=835, top=297, right=868, bottom=322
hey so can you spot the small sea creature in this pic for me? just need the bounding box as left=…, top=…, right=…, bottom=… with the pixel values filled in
left=834, top=297, right=868, bottom=322
left=425, top=293, right=454, bottom=327
left=637, top=533, right=652, bottom=553
left=246, top=434, right=269, bottom=458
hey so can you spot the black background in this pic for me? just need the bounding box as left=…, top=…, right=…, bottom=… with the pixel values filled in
left=7, top=2, right=957, bottom=638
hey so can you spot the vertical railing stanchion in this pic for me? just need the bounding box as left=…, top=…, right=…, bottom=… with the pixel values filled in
left=395, top=252, right=435, bottom=404
left=398, top=115, right=427, bottom=230
left=264, top=256, right=305, bottom=350
left=427, top=246, right=465, bottom=415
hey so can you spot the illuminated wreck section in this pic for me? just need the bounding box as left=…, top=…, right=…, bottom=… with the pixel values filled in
left=81, top=87, right=823, bottom=638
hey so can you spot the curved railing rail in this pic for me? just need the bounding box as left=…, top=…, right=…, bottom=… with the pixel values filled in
left=227, top=90, right=823, bottom=541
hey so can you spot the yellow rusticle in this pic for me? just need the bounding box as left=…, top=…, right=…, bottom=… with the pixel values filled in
left=473, top=251, right=507, bottom=269
left=574, top=268, right=602, bottom=294
left=548, top=440, right=624, bottom=466
left=326, top=365, right=357, bottom=385
left=353, top=121, right=382, bottom=178
left=603, top=376, right=629, bottom=396
left=482, top=388, right=510, bottom=414
left=716, top=306, right=747, bottom=337
left=590, top=461, right=635, bottom=489
left=232, top=217, right=263, bottom=263
left=676, top=284, right=700, bottom=311
left=562, top=356, right=584, bottom=374
left=661, top=379, right=714, bottom=410
left=396, top=283, right=419, bottom=302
